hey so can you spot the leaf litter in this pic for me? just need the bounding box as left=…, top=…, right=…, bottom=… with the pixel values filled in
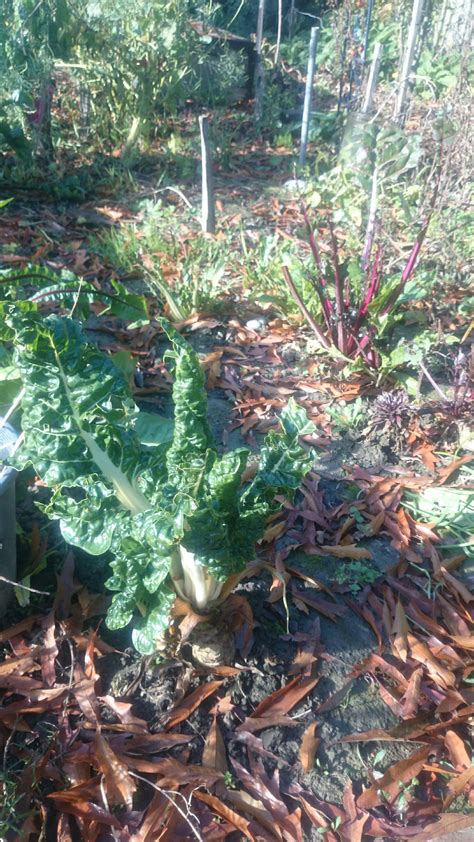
left=1, top=158, right=473, bottom=842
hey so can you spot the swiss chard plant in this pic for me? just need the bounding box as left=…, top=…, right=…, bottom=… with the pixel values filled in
left=5, top=309, right=315, bottom=656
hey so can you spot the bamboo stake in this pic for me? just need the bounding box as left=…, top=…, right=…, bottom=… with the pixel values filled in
left=362, top=0, right=375, bottom=64
left=288, top=0, right=296, bottom=38
left=275, top=0, right=282, bottom=63
left=299, top=26, right=319, bottom=166
left=254, top=0, right=266, bottom=122
left=362, top=42, right=383, bottom=114
left=198, top=115, right=215, bottom=234
left=394, top=0, right=426, bottom=123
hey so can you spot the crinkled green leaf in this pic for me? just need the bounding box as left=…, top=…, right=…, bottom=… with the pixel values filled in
left=0, top=264, right=148, bottom=321
left=5, top=310, right=316, bottom=654
left=9, top=312, right=157, bottom=514
left=135, top=411, right=174, bottom=448
left=131, top=585, right=176, bottom=655
left=160, top=318, right=214, bottom=489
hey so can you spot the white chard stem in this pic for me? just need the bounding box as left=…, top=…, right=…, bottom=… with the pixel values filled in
left=173, top=546, right=223, bottom=612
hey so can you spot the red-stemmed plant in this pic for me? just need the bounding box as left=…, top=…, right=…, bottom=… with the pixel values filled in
left=282, top=196, right=437, bottom=369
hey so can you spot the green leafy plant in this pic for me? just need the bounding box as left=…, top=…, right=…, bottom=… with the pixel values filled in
left=333, top=560, right=381, bottom=594
left=282, top=191, right=436, bottom=371
left=6, top=311, right=315, bottom=657
left=325, top=396, right=367, bottom=433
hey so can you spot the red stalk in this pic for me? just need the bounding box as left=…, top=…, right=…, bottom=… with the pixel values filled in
left=350, top=245, right=382, bottom=341
left=328, top=219, right=346, bottom=354
left=380, top=178, right=439, bottom=317
left=281, top=266, right=331, bottom=349
left=301, top=202, right=333, bottom=330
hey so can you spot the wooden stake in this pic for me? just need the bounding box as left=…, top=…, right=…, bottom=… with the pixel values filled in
left=362, top=42, right=383, bottom=114
left=394, top=0, right=425, bottom=123
left=299, top=26, right=319, bottom=166
left=198, top=115, right=215, bottom=234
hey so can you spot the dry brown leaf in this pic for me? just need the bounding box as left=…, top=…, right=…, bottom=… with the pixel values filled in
left=231, top=759, right=302, bottom=841
left=165, top=679, right=224, bottom=729
left=318, top=544, right=371, bottom=560
left=392, top=600, right=409, bottom=662
left=148, top=757, right=223, bottom=788
left=73, top=664, right=101, bottom=725
left=299, top=795, right=339, bottom=841
left=300, top=722, right=320, bottom=772
left=408, top=811, right=474, bottom=840
left=407, top=633, right=456, bottom=689
left=443, top=765, right=474, bottom=808
left=40, top=611, right=58, bottom=687
left=251, top=676, right=318, bottom=719
left=237, top=714, right=299, bottom=733
left=202, top=715, right=227, bottom=772
left=226, top=790, right=282, bottom=840
left=48, top=788, right=122, bottom=828
left=99, top=695, right=149, bottom=734
left=438, top=454, right=474, bottom=484
left=450, top=634, right=474, bottom=650
left=0, top=652, right=38, bottom=677
left=445, top=729, right=471, bottom=770
left=340, top=781, right=367, bottom=842
left=0, top=615, right=41, bottom=643
left=130, top=789, right=170, bottom=842
left=94, top=732, right=136, bottom=809
left=357, top=745, right=432, bottom=810
left=194, top=791, right=257, bottom=841
left=399, top=667, right=423, bottom=718
left=57, top=813, right=74, bottom=842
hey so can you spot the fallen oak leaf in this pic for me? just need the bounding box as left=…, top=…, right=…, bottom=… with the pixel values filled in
left=251, top=675, right=318, bottom=719
left=193, top=791, right=257, bottom=841
left=437, top=454, right=474, bottom=484
left=298, top=795, right=339, bottom=841
left=231, top=758, right=302, bottom=841
left=0, top=652, right=38, bottom=676
left=48, top=788, right=122, bottom=829
left=399, top=667, right=423, bottom=719
left=202, top=715, right=227, bottom=772
left=340, top=781, right=368, bottom=842
left=408, top=811, right=474, bottom=840
left=308, top=544, right=372, bottom=560
left=357, top=745, right=433, bottom=810
left=0, top=615, right=42, bottom=643
left=130, top=788, right=171, bottom=842
left=237, top=714, right=300, bottom=733
left=107, top=732, right=194, bottom=755
left=164, top=679, right=224, bottom=729
left=443, top=765, right=474, bottom=809
left=94, top=731, right=136, bottom=810
left=40, top=611, right=58, bottom=687
left=300, top=722, right=320, bottom=773
left=73, top=663, right=101, bottom=725
left=99, top=695, right=149, bottom=734
left=450, top=634, right=474, bottom=651
left=391, top=600, right=409, bottom=662
left=444, top=729, right=471, bottom=770
left=150, top=757, right=223, bottom=788
left=291, top=586, right=347, bottom=622
left=226, top=789, right=283, bottom=840
left=407, top=633, right=456, bottom=689
left=233, top=731, right=291, bottom=766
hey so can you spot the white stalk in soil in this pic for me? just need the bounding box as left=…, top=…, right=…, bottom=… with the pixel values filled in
left=172, top=545, right=224, bottom=613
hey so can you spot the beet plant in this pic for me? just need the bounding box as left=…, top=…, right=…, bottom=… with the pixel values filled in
left=6, top=310, right=314, bottom=660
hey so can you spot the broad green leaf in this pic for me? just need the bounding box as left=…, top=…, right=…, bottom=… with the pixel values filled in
left=135, top=411, right=174, bottom=448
